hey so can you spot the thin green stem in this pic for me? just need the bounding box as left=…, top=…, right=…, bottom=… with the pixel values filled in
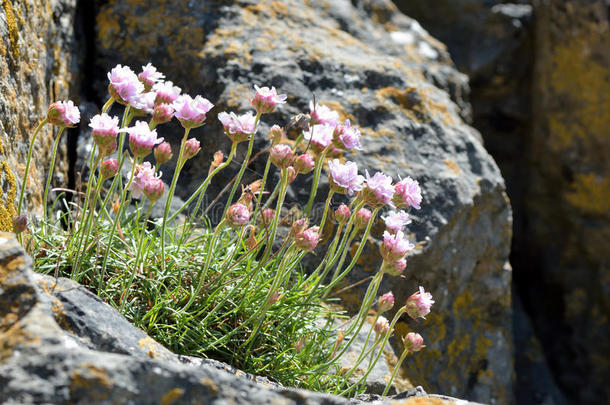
left=17, top=118, right=47, bottom=217
left=383, top=348, right=409, bottom=396
left=42, top=127, right=65, bottom=236
left=304, top=145, right=329, bottom=216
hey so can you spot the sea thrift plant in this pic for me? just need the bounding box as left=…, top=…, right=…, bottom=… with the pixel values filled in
left=20, top=63, right=433, bottom=398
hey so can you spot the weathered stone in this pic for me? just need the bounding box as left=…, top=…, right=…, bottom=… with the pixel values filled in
left=0, top=0, right=77, bottom=224
left=92, top=1, right=512, bottom=403
left=0, top=232, right=484, bottom=404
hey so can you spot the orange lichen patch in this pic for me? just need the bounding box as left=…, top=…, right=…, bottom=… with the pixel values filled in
left=138, top=336, right=162, bottom=359
left=199, top=377, right=218, bottom=396
left=375, top=87, right=456, bottom=126
left=0, top=320, right=36, bottom=363
left=565, top=173, right=610, bottom=216
left=70, top=363, right=113, bottom=400
left=2, top=0, right=20, bottom=59
left=160, top=388, right=185, bottom=405
left=245, top=1, right=289, bottom=18
left=0, top=159, right=17, bottom=232
left=443, top=159, right=460, bottom=176
left=51, top=298, right=73, bottom=332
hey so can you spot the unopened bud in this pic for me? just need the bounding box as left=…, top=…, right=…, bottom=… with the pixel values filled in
left=261, top=208, right=274, bottom=227
left=100, top=159, right=119, bottom=180
left=154, top=142, right=173, bottom=166
left=295, top=226, right=320, bottom=252
left=13, top=215, right=27, bottom=234
left=402, top=332, right=425, bottom=352
left=268, top=124, right=286, bottom=145
left=226, top=203, right=250, bottom=228
left=378, top=291, right=394, bottom=313
left=293, top=153, right=314, bottom=174
left=286, top=166, right=297, bottom=183
left=270, top=144, right=294, bottom=169
left=184, top=138, right=201, bottom=161
left=335, top=204, right=351, bottom=224
left=374, top=316, right=390, bottom=335
left=354, top=208, right=372, bottom=230
left=143, top=178, right=165, bottom=202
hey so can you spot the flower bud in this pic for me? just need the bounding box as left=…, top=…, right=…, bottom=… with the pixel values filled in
left=383, top=258, right=407, bottom=276
left=286, top=166, right=297, bottom=184
left=402, top=332, right=425, bottom=352
left=374, top=316, right=390, bottom=335
left=184, top=138, right=201, bottom=161
left=378, top=292, right=394, bottom=313
left=268, top=124, right=285, bottom=145
left=293, top=153, right=315, bottom=174
left=250, top=85, right=287, bottom=114
left=261, top=208, right=274, bottom=227
left=47, top=100, right=80, bottom=127
left=143, top=178, right=165, bottom=203
left=270, top=144, right=294, bottom=169
left=154, top=142, right=173, bottom=166
left=294, top=226, right=320, bottom=252
left=100, top=159, right=119, bottom=180
left=152, top=103, right=174, bottom=125
left=380, top=230, right=414, bottom=262
left=13, top=215, right=27, bottom=234
left=354, top=208, right=372, bottom=230
left=405, top=286, right=435, bottom=320
left=291, top=218, right=309, bottom=236
left=226, top=203, right=250, bottom=228
left=98, top=140, right=118, bottom=157
left=335, top=204, right=351, bottom=224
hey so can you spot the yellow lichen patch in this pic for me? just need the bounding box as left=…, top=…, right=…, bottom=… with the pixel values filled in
left=70, top=363, right=112, bottom=400
left=50, top=298, right=73, bottom=332
left=0, top=320, right=33, bottom=363
left=245, top=1, right=289, bottom=18
left=0, top=150, right=17, bottom=233
left=392, top=398, right=457, bottom=405
left=160, top=388, right=184, bottom=405
left=375, top=87, right=456, bottom=126
left=199, top=377, right=218, bottom=396
left=443, top=159, right=460, bottom=176
left=565, top=173, right=610, bottom=216
left=138, top=336, right=161, bottom=359
left=2, top=0, right=20, bottom=59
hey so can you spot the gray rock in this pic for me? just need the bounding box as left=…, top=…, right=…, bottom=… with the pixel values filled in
left=93, top=1, right=513, bottom=403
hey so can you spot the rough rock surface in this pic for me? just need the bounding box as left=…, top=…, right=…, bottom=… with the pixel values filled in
left=0, top=232, right=485, bottom=404
left=93, top=0, right=513, bottom=403
left=0, top=0, right=77, bottom=224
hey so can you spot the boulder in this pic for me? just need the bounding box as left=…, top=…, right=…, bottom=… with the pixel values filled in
left=0, top=0, right=78, bottom=223
left=0, top=232, right=485, bottom=404
left=93, top=0, right=513, bottom=403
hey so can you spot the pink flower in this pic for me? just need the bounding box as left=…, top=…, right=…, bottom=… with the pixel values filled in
left=383, top=211, right=410, bottom=234
left=361, top=171, right=395, bottom=208
left=143, top=177, right=165, bottom=202
left=405, top=286, right=435, bottom=320
left=47, top=100, right=80, bottom=127
left=384, top=258, right=407, bottom=276
left=226, top=203, right=250, bottom=227
left=309, top=101, right=340, bottom=127
left=138, top=63, right=165, bottom=89
left=107, top=65, right=144, bottom=106
left=393, top=177, right=422, bottom=210
left=89, top=113, right=119, bottom=152
left=295, top=226, right=320, bottom=252
left=129, top=162, right=159, bottom=199
left=334, top=120, right=362, bottom=151
left=261, top=208, right=274, bottom=226
left=402, top=332, right=425, bottom=352
left=152, top=103, right=174, bottom=125
left=334, top=204, right=351, bottom=224
left=154, top=142, right=173, bottom=166
left=378, top=292, right=395, bottom=313
left=173, top=94, right=214, bottom=129
left=269, top=124, right=286, bottom=145
left=130, top=92, right=157, bottom=115
left=354, top=208, right=372, bottom=230
left=251, top=85, right=287, bottom=114
left=380, top=230, right=414, bottom=262
left=328, top=159, right=364, bottom=195
left=270, top=144, right=294, bottom=169
left=303, top=124, right=334, bottom=150
left=374, top=316, right=390, bottom=335
left=100, top=159, right=119, bottom=180
left=153, top=81, right=181, bottom=105
left=123, top=121, right=164, bottom=158
left=218, top=111, right=257, bottom=143
left=13, top=215, right=27, bottom=234
left=184, top=138, right=201, bottom=160
left=293, top=153, right=315, bottom=174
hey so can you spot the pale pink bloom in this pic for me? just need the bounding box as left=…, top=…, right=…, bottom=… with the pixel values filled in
left=269, top=124, right=286, bottom=145
left=294, top=153, right=315, bottom=174
left=154, top=142, right=173, bottom=166
left=138, top=63, right=165, bottom=89
left=374, top=316, right=390, bottom=335
left=89, top=113, right=119, bottom=150
left=153, top=81, right=181, bottom=105
left=309, top=101, right=340, bottom=127
left=47, top=100, right=80, bottom=127
left=218, top=111, right=257, bottom=143
left=328, top=159, right=364, bottom=195
left=378, top=291, right=395, bottom=313
left=335, top=204, right=351, bottom=223
left=270, top=144, right=294, bottom=169
left=251, top=85, right=287, bottom=114
left=361, top=170, right=395, bottom=208
left=403, top=332, right=425, bottom=352
left=295, top=226, right=320, bottom=252
left=380, top=230, right=414, bottom=262
left=143, top=177, right=165, bottom=202
left=13, top=215, right=27, bottom=234
left=100, top=159, right=119, bottom=179
left=184, top=138, right=201, bottom=160
left=173, top=94, right=214, bottom=129
left=354, top=208, right=372, bottom=230
left=123, top=121, right=164, bottom=158
left=226, top=203, right=250, bottom=227
left=152, top=103, right=174, bottom=125
left=303, top=124, right=334, bottom=149
left=384, top=258, right=407, bottom=276
left=130, top=92, right=157, bottom=115
left=383, top=211, right=410, bottom=234
left=107, top=65, right=144, bottom=105
left=129, top=162, right=159, bottom=199
left=405, top=286, right=435, bottom=320
left=334, top=120, right=362, bottom=150
left=393, top=177, right=422, bottom=210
